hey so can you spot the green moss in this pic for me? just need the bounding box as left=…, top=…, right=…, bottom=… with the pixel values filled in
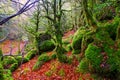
left=15, top=56, right=29, bottom=64
left=38, top=54, right=50, bottom=62
left=67, top=56, right=73, bottom=64
left=85, top=43, right=102, bottom=70
left=25, top=50, right=36, bottom=60
left=32, top=61, right=43, bottom=70
left=57, top=54, right=68, bottom=63
left=66, top=44, right=72, bottom=51
left=3, top=70, right=13, bottom=80
left=39, top=40, right=55, bottom=52
left=78, top=58, right=89, bottom=73
left=9, top=63, right=18, bottom=72
left=50, top=53, right=57, bottom=60
left=72, top=28, right=87, bottom=50
left=0, top=62, right=4, bottom=80
left=3, top=56, right=17, bottom=67
left=72, top=50, right=80, bottom=54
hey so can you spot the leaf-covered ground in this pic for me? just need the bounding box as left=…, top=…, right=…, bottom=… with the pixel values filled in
left=1, top=30, right=94, bottom=80
left=12, top=51, right=93, bottom=80
left=0, top=40, right=25, bottom=54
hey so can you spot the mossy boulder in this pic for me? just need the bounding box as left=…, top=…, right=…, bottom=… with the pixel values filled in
left=15, top=56, right=29, bottom=65
left=2, top=56, right=18, bottom=72
left=39, top=40, right=55, bottom=52
left=38, top=54, right=50, bottom=62
left=78, top=58, right=89, bottom=72
left=32, top=54, right=50, bottom=71
left=72, top=49, right=81, bottom=54
left=85, top=43, right=102, bottom=70
left=71, top=28, right=87, bottom=50
left=25, top=50, right=37, bottom=60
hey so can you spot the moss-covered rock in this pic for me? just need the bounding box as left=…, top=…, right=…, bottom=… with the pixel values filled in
left=3, top=56, right=17, bottom=67
left=72, top=49, right=81, bottom=54
left=15, top=56, right=29, bottom=64
left=32, top=54, right=50, bottom=71
left=71, top=28, right=87, bottom=50
left=0, top=62, right=4, bottom=80
left=38, top=54, right=50, bottom=62
left=85, top=43, right=102, bottom=70
left=78, top=58, right=89, bottom=72
left=25, top=50, right=37, bottom=60
left=50, top=53, right=57, bottom=60
left=9, top=63, right=18, bottom=72
left=66, top=44, right=72, bottom=51
left=39, top=40, right=55, bottom=52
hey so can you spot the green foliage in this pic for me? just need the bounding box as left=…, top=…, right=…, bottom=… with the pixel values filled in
left=0, top=62, right=4, bottom=80
left=103, top=17, right=120, bottom=40
left=77, top=58, right=89, bottom=73
left=57, top=54, right=68, bottom=63
left=25, top=50, right=36, bottom=60
left=9, top=63, right=18, bottom=72
left=94, top=1, right=115, bottom=21
left=67, top=56, right=73, bottom=64
left=72, top=28, right=87, bottom=50
left=66, top=44, right=72, bottom=51
left=33, top=54, right=50, bottom=70
left=3, top=56, right=17, bottom=67
left=32, top=61, right=43, bottom=71
left=72, top=50, right=81, bottom=54
left=38, top=54, right=50, bottom=62
left=15, top=56, right=29, bottom=64
left=85, top=43, right=102, bottom=70
left=39, top=40, right=55, bottom=52
left=3, top=69, right=13, bottom=80
left=50, top=53, right=57, bottom=60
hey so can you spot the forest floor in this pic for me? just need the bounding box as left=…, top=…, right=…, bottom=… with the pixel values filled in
left=0, top=30, right=94, bottom=80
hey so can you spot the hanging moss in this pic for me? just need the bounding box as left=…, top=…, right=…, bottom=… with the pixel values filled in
left=39, top=40, right=55, bottom=52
